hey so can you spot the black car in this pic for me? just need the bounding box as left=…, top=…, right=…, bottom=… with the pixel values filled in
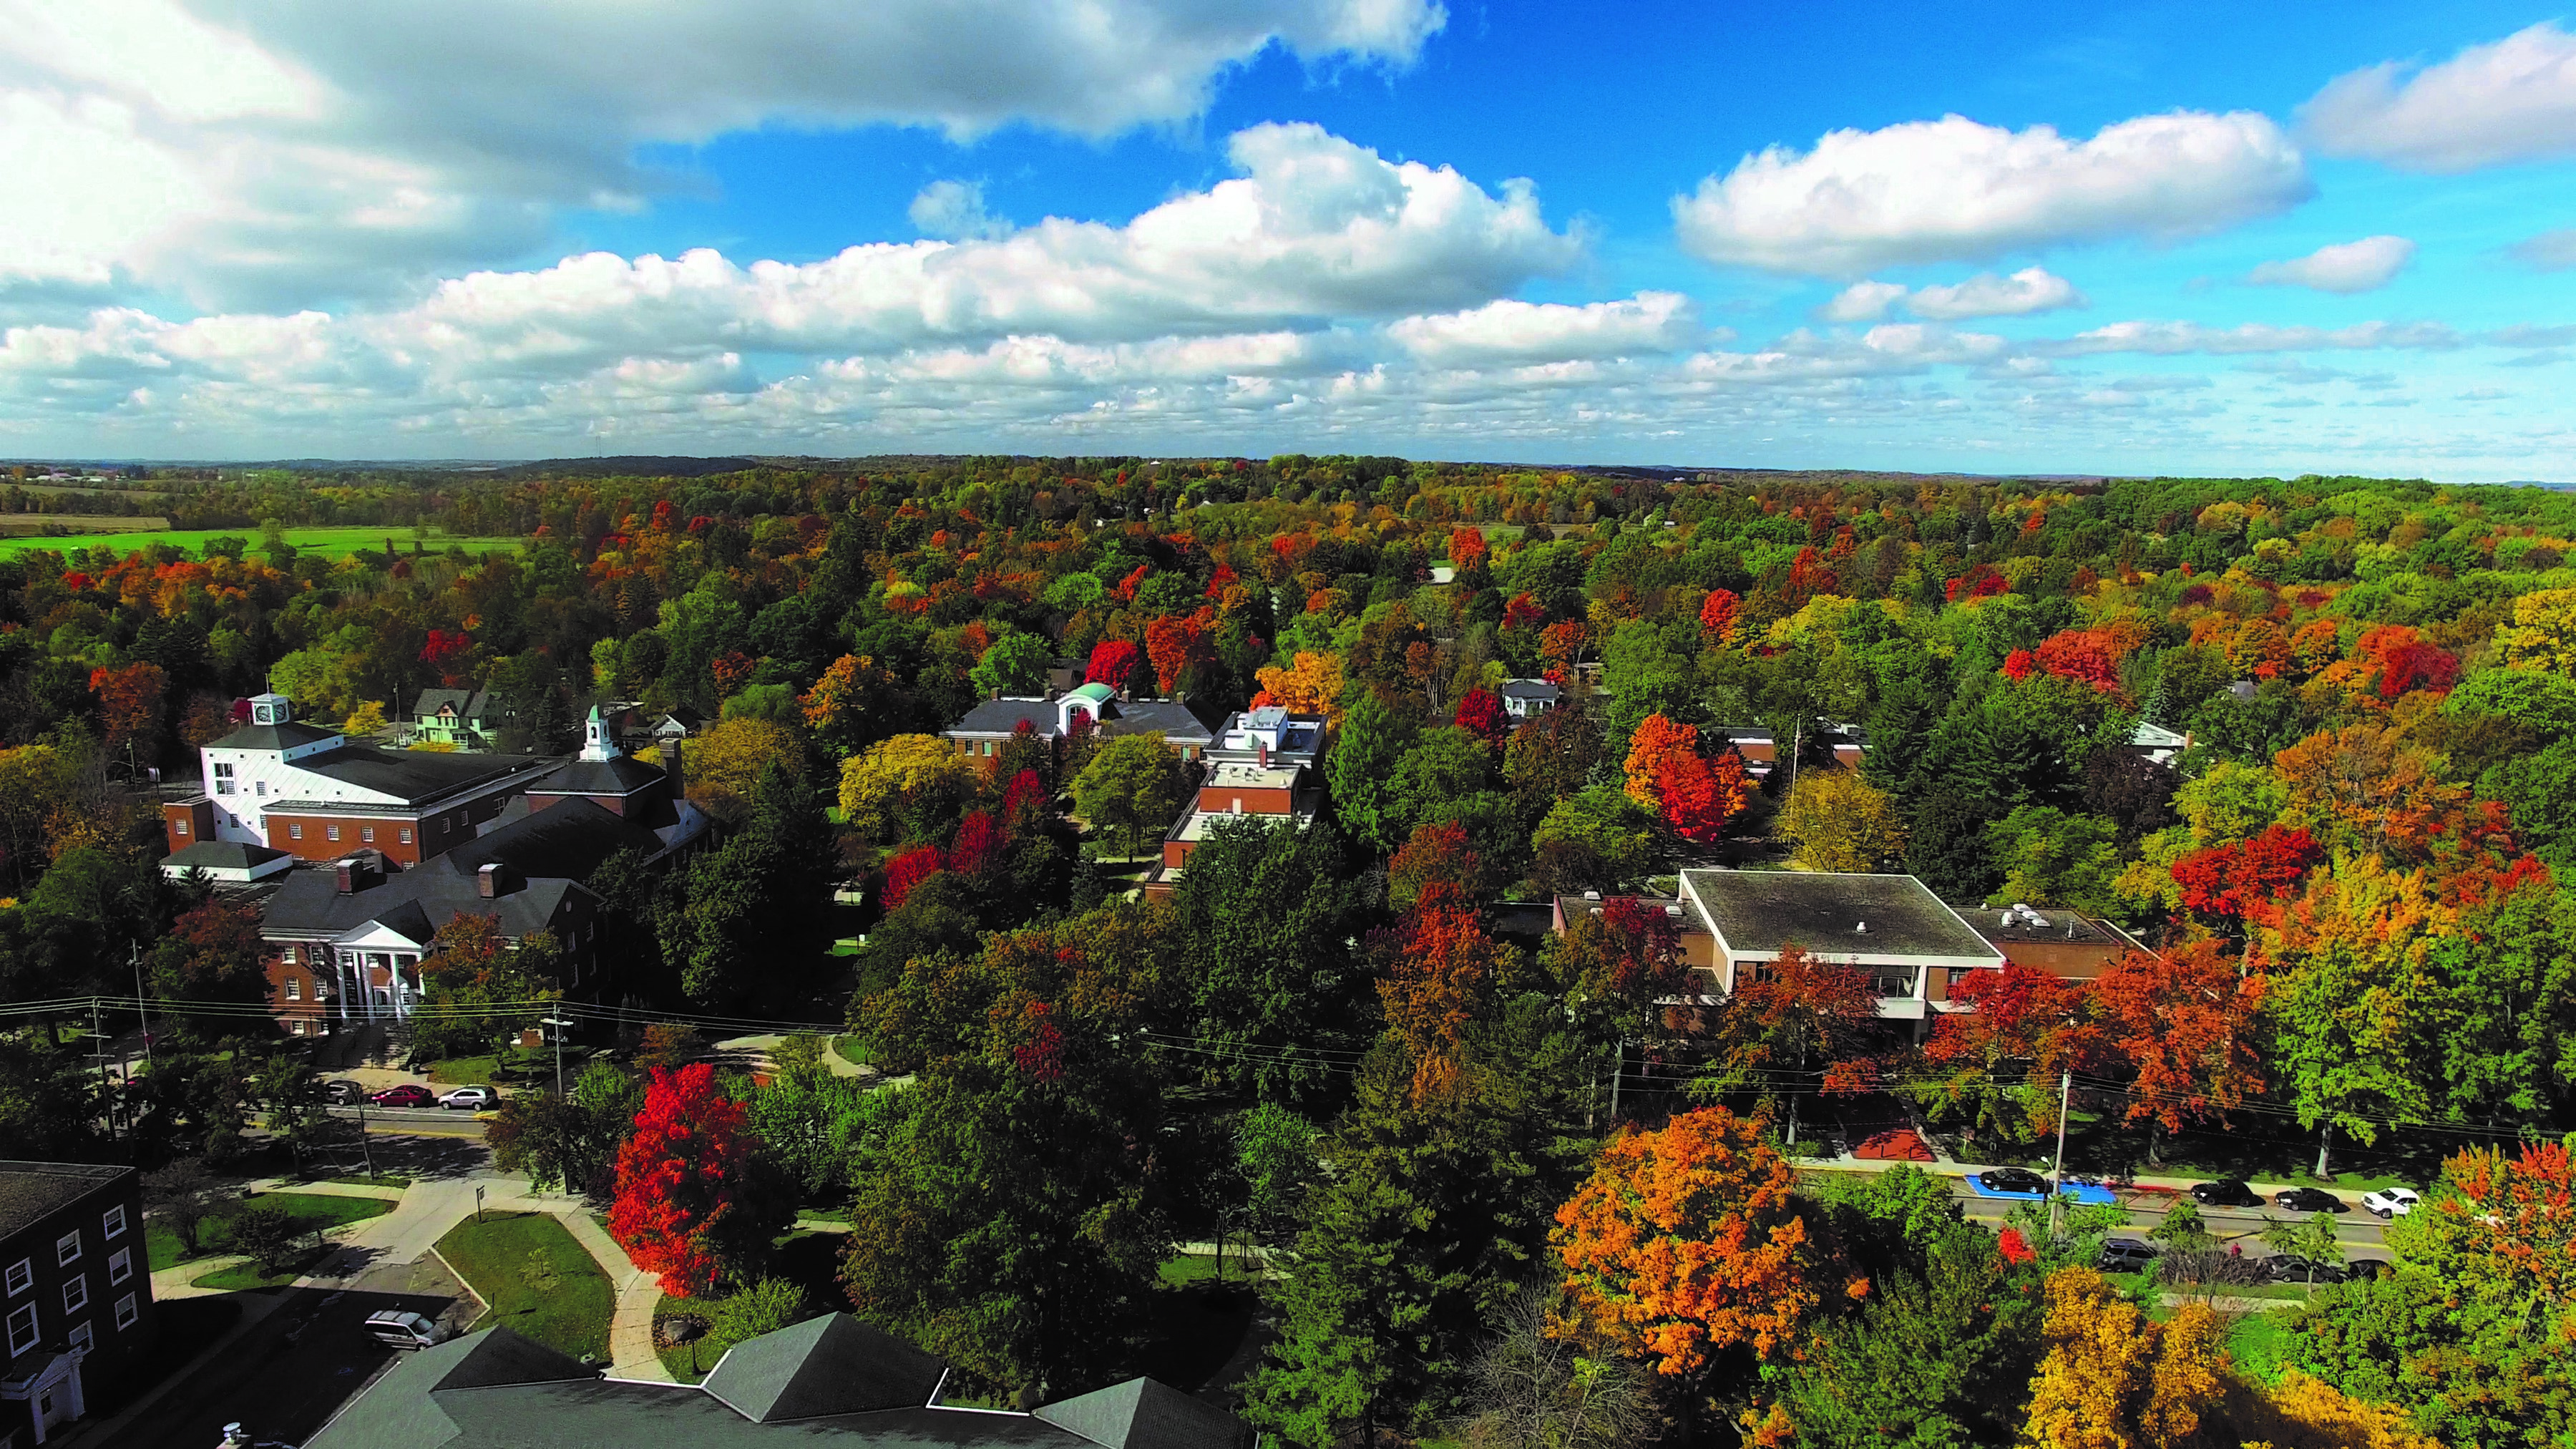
left=1976, top=1167, right=2050, bottom=1195
left=2266, top=1255, right=2350, bottom=1285
left=2191, top=1178, right=2261, bottom=1207
left=323, top=1078, right=364, bottom=1105
left=2275, top=1186, right=2346, bottom=1213
left=2099, top=1239, right=2160, bottom=1272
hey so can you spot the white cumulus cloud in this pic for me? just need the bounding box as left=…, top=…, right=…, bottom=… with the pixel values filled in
left=1816, top=268, right=2083, bottom=322
left=2246, top=235, right=2416, bottom=294
left=1673, top=111, right=2310, bottom=277
left=1387, top=292, right=1697, bottom=366
left=0, top=0, right=1447, bottom=311
left=2302, top=22, right=2576, bottom=172
left=909, top=181, right=1012, bottom=241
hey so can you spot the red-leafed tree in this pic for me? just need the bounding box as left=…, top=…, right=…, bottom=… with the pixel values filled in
left=150, top=897, right=268, bottom=1003
left=882, top=844, right=944, bottom=909
left=1143, top=611, right=1214, bottom=696
left=2032, top=628, right=2124, bottom=695
left=1698, top=587, right=1742, bottom=642
left=997, top=768, right=1051, bottom=835
left=1911, top=962, right=2097, bottom=1143
left=1453, top=688, right=1509, bottom=748
left=2429, top=1140, right=2576, bottom=1322
left=1702, top=942, right=1880, bottom=1144
left=1502, top=592, right=1546, bottom=632
left=946, top=809, right=1006, bottom=880
left=608, top=1063, right=786, bottom=1296
left=1552, top=896, right=1692, bottom=1040
left=2088, top=940, right=2268, bottom=1163
left=1084, top=640, right=1143, bottom=694
left=710, top=649, right=757, bottom=699
left=2172, top=824, right=2323, bottom=926
left=1624, top=713, right=1750, bottom=844
left=420, top=628, right=474, bottom=686
left=1388, top=821, right=1483, bottom=910
left=2001, top=648, right=2038, bottom=682
left=2351, top=624, right=2459, bottom=700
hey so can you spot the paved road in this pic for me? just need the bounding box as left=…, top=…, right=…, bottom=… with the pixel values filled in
left=1932, top=1179, right=2394, bottom=1259
left=325, top=1103, right=489, bottom=1138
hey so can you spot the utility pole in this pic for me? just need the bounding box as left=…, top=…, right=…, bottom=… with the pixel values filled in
left=89, top=998, right=115, bottom=1141
left=2049, top=1070, right=2072, bottom=1239
left=542, top=1015, right=571, bottom=1098
left=1608, top=1038, right=1623, bottom=1123
left=356, top=1098, right=374, bottom=1180
left=130, top=941, right=155, bottom=1071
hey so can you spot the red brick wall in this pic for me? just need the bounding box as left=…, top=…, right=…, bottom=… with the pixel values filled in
left=1196, top=785, right=1297, bottom=815
left=164, top=798, right=215, bottom=854
left=264, top=814, right=424, bottom=864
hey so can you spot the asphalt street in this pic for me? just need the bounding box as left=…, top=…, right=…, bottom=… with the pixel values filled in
left=1944, top=1183, right=2394, bottom=1259
left=324, top=1103, right=489, bottom=1138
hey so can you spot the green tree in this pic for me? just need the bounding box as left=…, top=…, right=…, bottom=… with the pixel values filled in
left=1529, top=787, right=1654, bottom=894
left=1171, top=815, right=1370, bottom=1107
left=1386, top=727, right=1497, bottom=845
left=1070, top=732, right=1185, bottom=858
left=1983, top=805, right=2124, bottom=914
left=970, top=631, right=1054, bottom=698
left=1327, top=690, right=1418, bottom=854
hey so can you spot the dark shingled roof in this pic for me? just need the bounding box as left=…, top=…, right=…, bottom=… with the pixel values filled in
left=702, top=1314, right=946, bottom=1422
left=447, top=797, right=665, bottom=879
left=412, top=688, right=492, bottom=718
left=306, top=1319, right=1248, bottom=1449
left=1037, top=1379, right=1251, bottom=1449
left=205, top=719, right=343, bottom=751
left=949, top=698, right=1216, bottom=742
left=0, top=1161, right=128, bottom=1242
left=1680, top=869, right=2002, bottom=962
left=530, top=753, right=666, bottom=796
left=259, top=801, right=625, bottom=942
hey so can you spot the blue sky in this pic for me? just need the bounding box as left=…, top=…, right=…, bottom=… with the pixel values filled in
left=1, top=1, right=2572, bottom=477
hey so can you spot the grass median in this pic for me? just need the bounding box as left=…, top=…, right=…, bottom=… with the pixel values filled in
left=433, top=1210, right=615, bottom=1363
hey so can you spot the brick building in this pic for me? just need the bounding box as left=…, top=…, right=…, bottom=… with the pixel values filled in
left=0, top=1161, right=155, bottom=1447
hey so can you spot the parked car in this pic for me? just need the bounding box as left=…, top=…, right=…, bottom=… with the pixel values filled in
left=367, top=1083, right=434, bottom=1108
left=437, top=1085, right=497, bottom=1111
left=2191, top=1178, right=2261, bottom=1207
left=2265, top=1255, right=2351, bottom=1286
left=2361, top=1188, right=2421, bottom=1219
left=365, top=1309, right=452, bottom=1351
left=1969, top=1168, right=2050, bottom=1197
left=322, top=1079, right=364, bottom=1106
left=2275, top=1186, right=2346, bottom=1213
left=2099, top=1239, right=2160, bottom=1272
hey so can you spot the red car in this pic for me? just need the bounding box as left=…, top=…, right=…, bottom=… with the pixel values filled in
left=367, top=1084, right=434, bottom=1108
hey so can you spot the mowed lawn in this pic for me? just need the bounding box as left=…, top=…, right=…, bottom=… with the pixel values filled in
left=0, top=525, right=523, bottom=560
left=434, top=1211, right=615, bottom=1362
left=145, top=1191, right=397, bottom=1272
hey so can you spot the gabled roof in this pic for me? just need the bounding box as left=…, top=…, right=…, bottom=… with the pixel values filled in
left=1037, top=1378, right=1249, bottom=1449
left=701, top=1314, right=946, bottom=1423
left=414, top=688, right=492, bottom=719
left=304, top=1327, right=594, bottom=1449
left=1500, top=678, right=1561, bottom=699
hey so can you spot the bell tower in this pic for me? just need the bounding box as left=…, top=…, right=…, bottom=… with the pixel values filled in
left=579, top=705, right=615, bottom=762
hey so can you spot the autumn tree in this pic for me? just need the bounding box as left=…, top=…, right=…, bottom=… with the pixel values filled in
left=837, top=732, right=976, bottom=847
left=90, top=661, right=167, bottom=766
left=2088, top=940, right=2267, bottom=1163
left=608, top=1062, right=788, bottom=1296
left=1085, top=638, right=1147, bottom=695
left=1545, top=896, right=1689, bottom=1045
left=2021, top=1268, right=2233, bottom=1449
left=683, top=716, right=806, bottom=827
left=1254, top=650, right=1347, bottom=721
left=1070, top=732, right=1184, bottom=858
left=1552, top=1106, right=1822, bottom=1377
left=1622, top=712, right=1748, bottom=844
left=1699, top=942, right=1880, bottom=1145
left=1905, top=962, right=2094, bottom=1145
left=1390, top=820, right=1485, bottom=910
left=1503, top=694, right=1607, bottom=805
left=1778, top=770, right=1907, bottom=873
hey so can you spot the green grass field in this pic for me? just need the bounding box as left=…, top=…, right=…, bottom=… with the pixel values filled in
left=145, top=1191, right=397, bottom=1272
left=434, top=1211, right=615, bottom=1362
left=0, top=525, right=523, bottom=561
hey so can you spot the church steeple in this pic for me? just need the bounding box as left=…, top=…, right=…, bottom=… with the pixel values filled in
left=580, top=705, right=614, bottom=762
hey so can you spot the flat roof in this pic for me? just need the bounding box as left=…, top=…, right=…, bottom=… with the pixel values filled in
left=1679, top=869, right=2003, bottom=965
left=1201, top=762, right=1302, bottom=790
left=1169, top=804, right=1316, bottom=844
left=0, top=1161, right=129, bottom=1241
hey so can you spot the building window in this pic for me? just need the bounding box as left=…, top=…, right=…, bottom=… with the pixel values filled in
left=326, top=825, right=341, bottom=841
left=280, top=945, right=298, bottom=965
left=106, top=1249, right=129, bottom=1286
left=290, top=1020, right=304, bottom=1035
left=114, top=1294, right=137, bottom=1332
left=67, top=1319, right=92, bottom=1355
left=288, top=824, right=303, bottom=840
left=55, top=1231, right=79, bottom=1267
left=6, top=1302, right=34, bottom=1355
left=399, top=828, right=413, bottom=844
left=100, top=1206, right=123, bottom=1241
left=61, top=1274, right=84, bottom=1315
left=214, top=761, right=235, bottom=796
left=4, top=1259, right=27, bottom=1296
left=360, top=826, right=375, bottom=844
left=285, top=978, right=301, bottom=1001
left=173, top=817, right=189, bottom=836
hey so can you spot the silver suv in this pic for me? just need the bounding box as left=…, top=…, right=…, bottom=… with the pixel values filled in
left=366, top=1309, right=452, bottom=1350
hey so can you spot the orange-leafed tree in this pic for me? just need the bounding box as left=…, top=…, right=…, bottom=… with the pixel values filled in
left=1144, top=610, right=1214, bottom=696
left=1908, top=962, right=2096, bottom=1144
left=1448, top=525, right=1490, bottom=577
left=2425, top=1139, right=2576, bottom=1326
left=91, top=661, right=167, bottom=764
left=1453, top=687, right=1509, bottom=749
left=2088, top=941, right=2268, bottom=1163
left=1551, top=1106, right=1821, bottom=1376
left=1624, top=713, right=1750, bottom=844
left=1697, top=587, right=1742, bottom=643
left=1376, top=895, right=1504, bottom=1106
left=1699, top=942, right=1879, bottom=1146
left=608, top=1062, right=787, bottom=1296
left=1538, top=619, right=1591, bottom=680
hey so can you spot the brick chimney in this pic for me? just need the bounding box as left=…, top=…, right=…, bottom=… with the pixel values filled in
left=336, top=859, right=368, bottom=894
left=660, top=738, right=685, bottom=800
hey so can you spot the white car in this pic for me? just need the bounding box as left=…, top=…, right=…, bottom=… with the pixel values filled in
left=437, top=1085, right=497, bottom=1111
left=2361, top=1187, right=2421, bottom=1219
